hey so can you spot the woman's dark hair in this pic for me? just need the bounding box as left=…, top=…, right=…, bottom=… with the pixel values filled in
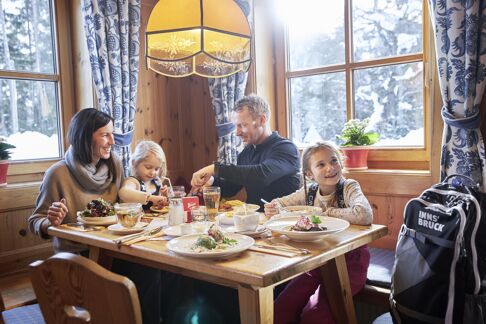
left=67, top=108, right=118, bottom=180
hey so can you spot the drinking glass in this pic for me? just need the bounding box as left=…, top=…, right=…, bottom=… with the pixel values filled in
left=170, top=185, right=186, bottom=198
left=114, top=203, right=143, bottom=228
left=191, top=206, right=208, bottom=233
left=202, top=186, right=221, bottom=222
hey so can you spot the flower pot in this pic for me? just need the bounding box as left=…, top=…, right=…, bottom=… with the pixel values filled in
left=0, top=160, right=9, bottom=186
left=340, top=146, right=370, bottom=170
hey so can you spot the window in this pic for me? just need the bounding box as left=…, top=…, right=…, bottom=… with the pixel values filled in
left=275, top=0, right=429, bottom=167
left=0, top=0, right=63, bottom=161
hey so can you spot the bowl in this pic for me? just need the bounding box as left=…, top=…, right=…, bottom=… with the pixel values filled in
left=233, top=211, right=259, bottom=232
left=264, top=215, right=350, bottom=242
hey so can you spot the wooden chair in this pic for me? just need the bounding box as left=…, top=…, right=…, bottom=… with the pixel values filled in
left=29, top=253, right=142, bottom=324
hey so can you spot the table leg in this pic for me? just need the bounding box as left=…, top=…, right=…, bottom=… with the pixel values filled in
left=88, top=247, right=113, bottom=269
left=320, top=254, right=357, bottom=324
left=238, top=285, right=273, bottom=324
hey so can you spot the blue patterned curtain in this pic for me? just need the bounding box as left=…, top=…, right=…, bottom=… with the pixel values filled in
left=208, top=0, right=251, bottom=164
left=82, top=0, right=141, bottom=176
left=429, top=0, right=486, bottom=190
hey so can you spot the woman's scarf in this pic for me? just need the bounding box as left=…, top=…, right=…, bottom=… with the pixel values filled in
left=64, top=147, right=114, bottom=192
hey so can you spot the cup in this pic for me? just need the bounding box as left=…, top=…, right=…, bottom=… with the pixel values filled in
left=191, top=206, right=208, bottom=233
left=114, top=203, right=143, bottom=228
left=233, top=211, right=259, bottom=232
left=202, top=186, right=221, bottom=222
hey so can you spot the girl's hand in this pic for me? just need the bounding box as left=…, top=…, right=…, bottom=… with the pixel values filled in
left=150, top=195, right=168, bottom=208
left=160, top=185, right=169, bottom=197
left=264, top=200, right=279, bottom=218
left=47, top=198, right=68, bottom=226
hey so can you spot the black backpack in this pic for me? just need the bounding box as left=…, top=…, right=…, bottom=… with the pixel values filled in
left=390, top=175, right=486, bottom=324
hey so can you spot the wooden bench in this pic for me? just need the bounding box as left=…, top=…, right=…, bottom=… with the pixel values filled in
left=0, top=271, right=37, bottom=311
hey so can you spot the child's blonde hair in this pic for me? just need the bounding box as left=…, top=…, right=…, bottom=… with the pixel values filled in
left=130, top=140, right=167, bottom=178
left=301, top=141, right=344, bottom=194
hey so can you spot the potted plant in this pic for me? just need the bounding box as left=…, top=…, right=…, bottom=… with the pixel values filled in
left=0, top=137, right=16, bottom=186
left=336, top=118, right=379, bottom=170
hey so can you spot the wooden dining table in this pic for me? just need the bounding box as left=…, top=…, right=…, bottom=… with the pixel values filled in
left=48, top=222, right=387, bottom=324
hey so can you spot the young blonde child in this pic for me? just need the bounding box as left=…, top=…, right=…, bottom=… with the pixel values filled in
left=264, top=141, right=372, bottom=324
left=119, top=140, right=169, bottom=210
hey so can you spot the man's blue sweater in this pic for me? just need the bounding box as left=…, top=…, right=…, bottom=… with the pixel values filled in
left=213, top=132, right=301, bottom=210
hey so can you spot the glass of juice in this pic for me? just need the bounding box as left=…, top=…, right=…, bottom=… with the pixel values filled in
left=202, top=186, right=221, bottom=222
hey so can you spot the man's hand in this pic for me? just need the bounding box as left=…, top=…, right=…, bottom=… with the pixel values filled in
left=190, top=164, right=215, bottom=192
left=47, top=198, right=68, bottom=226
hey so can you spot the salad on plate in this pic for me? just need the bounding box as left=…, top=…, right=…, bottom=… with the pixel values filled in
left=80, top=198, right=115, bottom=218
left=191, top=225, right=238, bottom=253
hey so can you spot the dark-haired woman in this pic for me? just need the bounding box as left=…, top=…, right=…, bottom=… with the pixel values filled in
left=29, top=108, right=161, bottom=324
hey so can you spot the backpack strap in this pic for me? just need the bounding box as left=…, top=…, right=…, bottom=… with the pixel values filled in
left=401, top=226, right=454, bottom=249
left=307, top=183, right=319, bottom=206
left=307, top=179, right=347, bottom=207
left=336, top=178, right=346, bottom=208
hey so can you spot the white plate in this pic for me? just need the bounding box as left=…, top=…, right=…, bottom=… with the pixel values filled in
left=264, top=216, right=349, bottom=242
left=225, top=225, right=267, bottom=237
left=281, top=205, right=322, bottom=213
left=107, top=222, right=148, bottom=235
left=164, top=224, right=206, bottom=237
left=77, top=215, right=117, bottom=226
left=167, top=233, right=254, bottom=259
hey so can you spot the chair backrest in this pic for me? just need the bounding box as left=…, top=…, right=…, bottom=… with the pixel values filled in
left=29, top=253, right=142, bottom=324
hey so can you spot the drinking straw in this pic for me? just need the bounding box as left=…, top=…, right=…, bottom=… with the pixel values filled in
left=160, top=176, right=173, bottom=195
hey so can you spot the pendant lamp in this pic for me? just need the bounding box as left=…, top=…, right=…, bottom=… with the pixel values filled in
left=146, top=0, right=252, bottom=78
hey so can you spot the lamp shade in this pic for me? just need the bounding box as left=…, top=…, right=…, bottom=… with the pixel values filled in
left=146, top=0, right=252, bottom=78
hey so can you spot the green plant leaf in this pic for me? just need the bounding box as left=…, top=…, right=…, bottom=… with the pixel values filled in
left=310, top=215, right=321, bottom=225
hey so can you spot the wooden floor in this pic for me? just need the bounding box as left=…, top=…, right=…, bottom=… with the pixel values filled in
left=0, top=271, right=36, bottom=311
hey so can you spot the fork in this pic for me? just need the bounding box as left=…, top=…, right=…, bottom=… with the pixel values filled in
left=113, top=226, right=163, bottom=245
left=264, top=238, right=311, bottom=254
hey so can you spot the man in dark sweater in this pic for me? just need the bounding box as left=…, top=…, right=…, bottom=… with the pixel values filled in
left=191, top=94, right=301, bottom=210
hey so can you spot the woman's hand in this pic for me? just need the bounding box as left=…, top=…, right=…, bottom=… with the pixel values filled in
left=47, top=198, right=68, bottom=226
left=264, top=200, right=280, bottom=218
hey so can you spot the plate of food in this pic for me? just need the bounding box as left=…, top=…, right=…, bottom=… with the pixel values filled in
left=167, top=225, right=254, bottom=258
left=218, top=199, right=245, bottom=212
left=76, top=198, right=117, bottom=225
left=264, top=215, right=349, bottom=242
left=150, top=205, right=169, bottom=214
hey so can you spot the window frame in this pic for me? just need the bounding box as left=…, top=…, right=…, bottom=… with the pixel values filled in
left=0, top=0, right=75, bottom=184
left=274, top=0, right=433, bottom=170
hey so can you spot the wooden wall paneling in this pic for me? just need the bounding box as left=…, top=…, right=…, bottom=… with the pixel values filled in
left=0, top=208, right=53, bottom=276
left=179, top=76, right=217, bottom=183
left=365, top=194, right=414, bottom=250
